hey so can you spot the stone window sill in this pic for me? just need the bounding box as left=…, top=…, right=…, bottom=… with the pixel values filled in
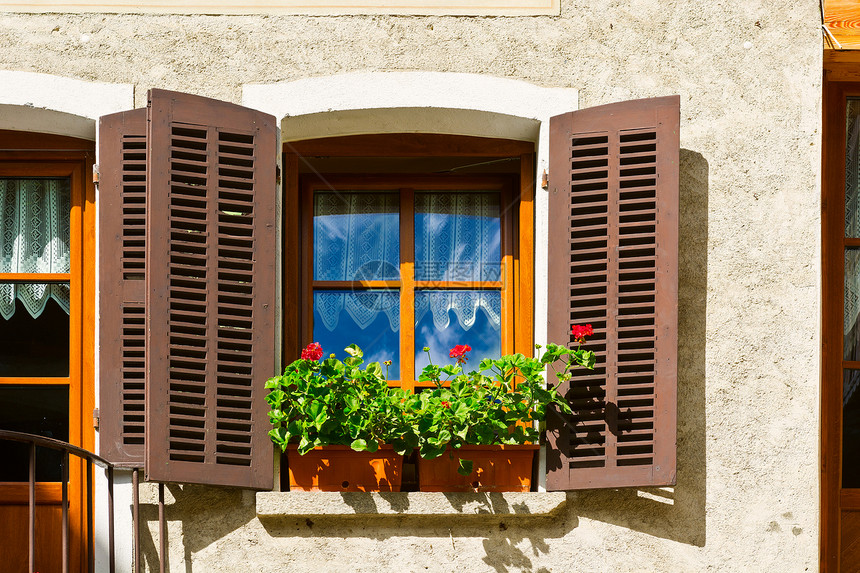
left=256, top=491, right=567, bottom=518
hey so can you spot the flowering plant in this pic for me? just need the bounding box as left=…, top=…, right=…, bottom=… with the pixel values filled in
left=265, top=343, right=412, bottom=455
left=265, top=325, right=595, bottom=475
left=400, top=327, right=595, bottom=474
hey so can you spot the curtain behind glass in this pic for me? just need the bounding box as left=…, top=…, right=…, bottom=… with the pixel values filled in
left=0, top=178, right=71, bottom=319
left=414, top=192, right=502, bottom=333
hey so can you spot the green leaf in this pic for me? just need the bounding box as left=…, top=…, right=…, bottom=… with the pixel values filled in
left=351, top=438, right=368, bottom=451
left=344, top=344, right=363, bottom=358
left=457, top=459, right=474, bottom=476
left=366, top=361, right=383, bottom=378
left=344, top=395, right=359, bottom=412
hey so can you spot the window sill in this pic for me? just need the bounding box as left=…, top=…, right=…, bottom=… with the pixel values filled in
left=256, top=491, right=567, bottom=518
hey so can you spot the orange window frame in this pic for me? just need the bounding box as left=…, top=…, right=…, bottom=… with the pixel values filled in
left=282, top=133, right=536, bottom=393
left=0, top=131, right=95, bottom=573
left=300, top=174, right=515, bottom=392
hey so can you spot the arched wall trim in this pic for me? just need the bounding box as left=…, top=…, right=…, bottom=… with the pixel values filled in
left=0, top=71, right=133, bottom=140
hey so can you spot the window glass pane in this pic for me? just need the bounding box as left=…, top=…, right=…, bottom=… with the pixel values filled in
left=415, top=192, right=501, bottom=282
left=313, top=290, right=400, bottom=379
left=0, top=385, right=68, bottom=481
left=0, top=177, right=71, bottom=273
left=0, top=293, right=69, bottom=377
left=847, top=250, right=860, bottom=361
left=313, top=192, right=400, bottom=281
left=414, top=290, right=501, bottom=374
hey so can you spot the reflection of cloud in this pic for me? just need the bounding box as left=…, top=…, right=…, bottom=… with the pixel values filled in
left=415, top=307, right=502, bottom=371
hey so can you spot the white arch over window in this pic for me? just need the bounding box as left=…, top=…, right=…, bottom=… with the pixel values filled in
left=0, top=71, right=133, bottom=140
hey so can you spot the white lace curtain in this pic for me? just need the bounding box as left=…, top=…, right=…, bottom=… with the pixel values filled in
left=313, top=191, right=502, bottom=333
left=414, top=193, right=501, bottom=333
left=0, top=178, right=71, bottom=320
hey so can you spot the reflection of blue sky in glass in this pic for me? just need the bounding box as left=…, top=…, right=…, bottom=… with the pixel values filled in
left=414, top=291, right=502, bottom=374
left=415, top=192, right=501, bottom=282
left=313, top=192, right=400, bottom=281
left=313, top=290, right=400, bottom=379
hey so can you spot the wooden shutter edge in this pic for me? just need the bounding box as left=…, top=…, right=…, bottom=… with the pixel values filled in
left=97, top=107, right=148, bottom=466
left=145, top=89, right=276, bottom=490
left=546, top=95, right=679, bottom=491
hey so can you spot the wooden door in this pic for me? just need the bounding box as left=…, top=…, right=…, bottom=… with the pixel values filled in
left=0, top=133, right=94, bottom=573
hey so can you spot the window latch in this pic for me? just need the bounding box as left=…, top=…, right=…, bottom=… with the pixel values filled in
left=93, top=408, right=99, bottom=430
left=541, top=169, right=548, bottom=190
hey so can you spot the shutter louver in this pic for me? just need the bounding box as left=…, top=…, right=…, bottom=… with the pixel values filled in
left=145, top=89, right=276, bottom=489
left=98, top=108, right=148, bottom=465
left=546, top=96, right=679, bottom=490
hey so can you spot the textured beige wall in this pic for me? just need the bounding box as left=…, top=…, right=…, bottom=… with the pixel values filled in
left=0, top=0, right=822, bottom=570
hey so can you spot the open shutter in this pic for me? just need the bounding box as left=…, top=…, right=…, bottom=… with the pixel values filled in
left=546, top=95, right=679, bottom=490
left=98, top=108, right=148, bottom=465
left=145, top=89, right=277, bottom=489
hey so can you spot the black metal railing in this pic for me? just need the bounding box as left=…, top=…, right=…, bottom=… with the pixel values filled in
left=0, top=429, right=141, bottom=573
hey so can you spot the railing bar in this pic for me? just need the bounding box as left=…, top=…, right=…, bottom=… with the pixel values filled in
left=0, top=429, right=113, bottom=468
left=159, top=483, right=166, bottom=573
left=87, top=460, right=94, bottom=573
left=28, top=442, right=35, bottom=573
left=108, top=467, right=115, bottom=573
left=133, top=468, right=140, bottom=573
left=62, top=450, right=69, bottom=573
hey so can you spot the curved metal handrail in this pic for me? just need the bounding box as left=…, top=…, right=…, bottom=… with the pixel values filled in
left=0, top=429, right=112, bottom=468
left=0, top=429, right=122, bottom=573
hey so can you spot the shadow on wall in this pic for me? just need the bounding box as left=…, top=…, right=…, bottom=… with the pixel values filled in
left=569, top=149, right=709, bottom=548
left=138, top=484, right=258, bottom=573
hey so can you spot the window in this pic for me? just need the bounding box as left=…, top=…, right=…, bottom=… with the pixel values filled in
left=96, top=88, right=679, bottom=493
left=0, top=131, right=95, bottom=571
left=303, top=176, right=515, bottom=391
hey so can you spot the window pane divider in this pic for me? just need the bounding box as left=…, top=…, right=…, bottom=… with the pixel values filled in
left=400, top=188, right=415, bottom=393
left=413, top=281, right=503, bottom=290
left=846, top=238, right=860, bottom=247
left=0, top=273, right=71, bottom=283
left=0, top=377, right=70, bottom=385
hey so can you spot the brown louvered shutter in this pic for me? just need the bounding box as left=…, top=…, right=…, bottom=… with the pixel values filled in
left=145, top=89, right=276, bottom=489
left=546, top=96, right=679, bottom=490
left=98, top=108, right=148, bottom=465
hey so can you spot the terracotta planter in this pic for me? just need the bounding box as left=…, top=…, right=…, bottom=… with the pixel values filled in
left=286, top=444, right=403, bottom=492
left=417, top=444, right=539, bottom=492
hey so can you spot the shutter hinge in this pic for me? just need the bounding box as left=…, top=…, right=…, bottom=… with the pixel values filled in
left=541, top=169, right=548, bottom=190
left=93, top=164, right=100, bottom=185
left=276, top=165, right=281, bottom=186
left=93, top=408, right=99, bottom=430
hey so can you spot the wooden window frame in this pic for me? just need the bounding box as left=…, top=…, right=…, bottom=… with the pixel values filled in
left=300, top=174, right=515, bottom=392
left=283, top=134, right=536, bottom=388
left=0, top=130, right=95, bottom=573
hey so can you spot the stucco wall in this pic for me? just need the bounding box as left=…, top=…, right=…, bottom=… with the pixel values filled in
left=0, top=0, right=822, bottom=570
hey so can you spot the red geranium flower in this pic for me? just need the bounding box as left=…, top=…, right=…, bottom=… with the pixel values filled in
left=449, top=344, right=472, bottom=361
left=570, top=324, right=593, bottom=344
left=301, top=342, right=323, bottom=361
left=441, top=401, right=451, bottom=409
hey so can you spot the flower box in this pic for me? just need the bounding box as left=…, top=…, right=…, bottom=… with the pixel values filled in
left=287, top=444, right=403, bottom=492
left=417, top=444, right=538, bottom=492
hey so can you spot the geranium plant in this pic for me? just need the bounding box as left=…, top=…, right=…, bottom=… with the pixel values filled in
left=401, top=325, right=596, bottom=474
left=265, top=343, right=413, bottom=455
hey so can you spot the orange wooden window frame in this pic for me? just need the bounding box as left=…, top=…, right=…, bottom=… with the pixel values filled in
left=300, top=174, right=515, bottom=392
left=0, top=131, right=95, bottom=573
left=283, top=133, right=536, bottom=394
